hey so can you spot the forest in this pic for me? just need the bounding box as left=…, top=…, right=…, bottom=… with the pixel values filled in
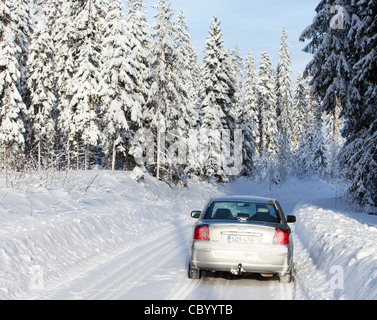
left=0, top=0, right=376, bottom=211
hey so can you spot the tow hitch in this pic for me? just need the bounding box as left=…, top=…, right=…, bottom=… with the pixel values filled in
left=231, top=263, right=245, bottom=276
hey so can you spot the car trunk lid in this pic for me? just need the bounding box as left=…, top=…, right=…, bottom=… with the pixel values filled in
left=207, top=221, right=277, bottom=246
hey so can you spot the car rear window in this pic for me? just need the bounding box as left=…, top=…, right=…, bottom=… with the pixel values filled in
left=204, top=201, right=280, bottom=223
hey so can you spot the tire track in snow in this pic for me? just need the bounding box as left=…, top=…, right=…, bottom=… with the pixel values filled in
left=18, top=227, right=187, bottom=300
left=74, top=228, right=187, bottom=299
left=102, top=237, right=186, bottom=299
left=167, top=275, right=202, bottom=300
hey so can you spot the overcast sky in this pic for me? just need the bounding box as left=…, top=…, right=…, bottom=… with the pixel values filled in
left=124, top=0, right=320, bottom=82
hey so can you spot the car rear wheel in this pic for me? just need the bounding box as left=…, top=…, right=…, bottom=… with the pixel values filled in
left=188, top=264, right=202, bottom=279
left=278, top=270, right=292, bottom=283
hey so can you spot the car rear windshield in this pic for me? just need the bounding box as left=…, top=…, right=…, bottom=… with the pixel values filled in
left=204, top=201, right=280, bottom=223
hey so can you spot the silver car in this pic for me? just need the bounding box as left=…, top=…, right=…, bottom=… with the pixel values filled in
left=188, top=196, right=296, bottom=283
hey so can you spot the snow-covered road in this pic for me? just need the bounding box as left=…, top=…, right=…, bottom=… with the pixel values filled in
left=18, top=222, right=293, bottom=300
left=1, top=170, right=376, bottom=300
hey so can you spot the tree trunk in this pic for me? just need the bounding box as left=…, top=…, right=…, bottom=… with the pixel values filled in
left=85, top=145, right=89, bottom=170
left=156, top=129, right=161, bottom=180
left=38, top=141, right=41, bottom=172
left=112, top=142, right=116, bottom=171
left=76, top=144, right=80, bottom=170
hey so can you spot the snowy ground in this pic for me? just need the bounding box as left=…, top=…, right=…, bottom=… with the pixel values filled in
left=0, top=169, right=376, bottom=300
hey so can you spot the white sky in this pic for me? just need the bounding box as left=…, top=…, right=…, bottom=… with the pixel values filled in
left=123, top=0, right=320, bottom=81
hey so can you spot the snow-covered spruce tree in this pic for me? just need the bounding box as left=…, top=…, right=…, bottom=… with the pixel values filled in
left=33, top=0, right=64, bottom=58
left=301, top=0, right=377, bottom=209
left=54, top=1, right=80, bottom=169
left=339, top=0, right=377, bottom=210
left=299, top=0, right=356, bottom=179
left=101, top=0, right=141, bottom=171
left=125, top=0, right=154, bottom=173
left=33, top=0, right=63, bottom=157
left=174, top=9, right=201, bottom=180
left=325, top=94, right=344, bottom=177
left=229, top=45, right=244, bottom=120
left=297, top=124, right=327, bottom=178
left=300, top=0, right=356, bottom=115
left=145, top=0, right=189, bottom=182
left=0, top=1, right=28, bottom=171
left=257, top=51, right=278, bottom=181
left=27, top=17, right=57, bottom=170
left=237, top=50, right=258, bottom=177
left=125, top=0, right=151, bottom=105
left=13, top=0, right=32, bottom=118
left=276, top=27, right=293, bottom=133
left=62, top=0, right=106, bottom=170
left=242, top=50, right=259, bottom=150
left=235, top=98, right=256, bottom=178
left=276, top=27, right=293, bottom=181
left=294, top=75, right=326, bottom=178
left=199, top=15, right=237, bottom=182
left=258, top=51, right=278, bottom=154
left=290, top=73, right=311, bottom=156
left=174, top=9, right=200, bottom=120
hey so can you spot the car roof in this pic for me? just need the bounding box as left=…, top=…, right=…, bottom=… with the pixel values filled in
left=210, top=195, right=277, bottom=204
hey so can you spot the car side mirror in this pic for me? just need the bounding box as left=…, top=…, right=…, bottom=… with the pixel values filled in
left=191, top=211, right=201, bottom=219
left=286, top=215, right=296, bottom=223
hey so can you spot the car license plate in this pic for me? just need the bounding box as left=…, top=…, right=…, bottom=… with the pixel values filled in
left=227, top=235, right=256, bottom=244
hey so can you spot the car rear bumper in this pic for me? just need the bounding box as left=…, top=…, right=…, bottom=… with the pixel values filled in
left=190, top=240, right=292, bottom=275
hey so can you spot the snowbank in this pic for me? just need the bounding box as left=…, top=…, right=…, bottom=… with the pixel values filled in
left=0, top=169, right=216, bottom=299
left=294, top=202, right=377, bottom=299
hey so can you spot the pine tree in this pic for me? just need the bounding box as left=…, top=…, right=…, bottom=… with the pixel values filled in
left=242, top=51, right=259, bottom=149
left=54, top=0, right=80, bottom=168
left=300, top=0, right=356, bottom=114
left=146, top=0, right=188, bottom=182
left=65, top=0, right=106, bottom=170
left=174, top=9, right=201, bottom=181
left=257, top=51, right=278, bottom=161
left=125, top=0, right=151, bottom=105
left=13, top=0, right=32, bottom=115
left=290, top=73, right=311, bottom=155
left=276, top=28, right=293, bottom=180
left=125, top=0, right=151, bottom=116
left=297, top=125, right=327, bottom=178
left=0, top=0, right=28, bottom=170
left=200, top=15, right=237, bottom=182
left=276, top=27, right=293, bottom=134
left=101, top=0, right=139, bottom=171
left=27, top=18, right=56, bottom=170
left=236, top=96, right=255, bottom=177
left=174, top=9, right=200, bottom=119
left=237, top=50, right=258, bottom=177
left=229, top=45, right=243, bottom=120
left=339, top=0, right=377, bottom=210
left=32, top=0, right=63, bottom=162
left=301, top=0, right=377, bottom=209
left=325, top=94, right=344, bottom=176
left=125, top=0, right=152, bottom=172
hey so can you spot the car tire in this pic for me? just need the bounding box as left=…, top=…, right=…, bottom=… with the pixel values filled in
left=278, top=270, right=292, bottom=283
left=188, top=264, right=202, bottom=279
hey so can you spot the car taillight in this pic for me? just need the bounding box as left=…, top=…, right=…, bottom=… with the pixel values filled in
left=194, top=224, right=210, bottom=240
left=273, top=228, right=289, bottom=244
